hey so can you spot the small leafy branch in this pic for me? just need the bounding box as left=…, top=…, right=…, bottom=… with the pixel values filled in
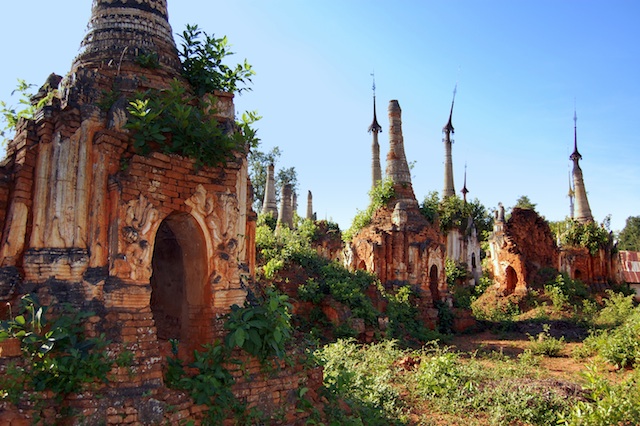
left=179, top=24, right=255, bottom=97
left=1, top=79, right=57, bottom=144
left=0, top=294, right=114, bottom=405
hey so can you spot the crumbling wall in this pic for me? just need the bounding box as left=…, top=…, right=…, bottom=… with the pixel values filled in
left=489, top=208, right=558, bottom=293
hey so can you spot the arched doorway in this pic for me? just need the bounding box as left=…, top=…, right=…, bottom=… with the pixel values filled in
left=429, top=265, right=440, bottom=306
left=150, top=213, right=208, bottom=345
left=505, top=265, right=518, bottom=295
left=574, top=269, right=582, bottom=281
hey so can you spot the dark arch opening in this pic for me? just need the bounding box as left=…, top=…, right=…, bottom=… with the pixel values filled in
left=429, top=265, right=440, bottom=307
left=574, top=269, right=582, bottom=280
left=505, top=265, right=518, bottom=295
left=471, top=253, right=477, bottom=270
left=150, top=213, right=208, bottom=346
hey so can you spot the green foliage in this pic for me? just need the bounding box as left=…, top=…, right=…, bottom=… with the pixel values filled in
left=382, top=285, right=443, bottom=343
left=559, top=366, right=640, bottom=426
left=583, top=296, right=640, bottom=368
left=543, top=273, right=591, bottom=312
left=414, top=344, right=570, bottom=425
left=1, top=79, right=56, bottom=143
left=528, top=324, right=565, bottom=357
left=513, top=195, right=537, bottom=211
left=555, top=218, right=611, bottom=255
left=134, top=50, right=160, bottom=69
left=126, top=81, right=259, bottom=168
left=343, top=178, right=395, bottom=242
left=618, top=215, right=640, bottom=251
left=178, top=24, right=254, bottom=97
left=315, top=339, right=409, bottom=424
left=165, top=341, right=240, bottom=424
left=594, top=290, right=636, bottom=328
left=224, top=287, right=293, bottom=361
left=420, top=191, right=492, bottom=241
left=0, top=294, right=112, bottom=404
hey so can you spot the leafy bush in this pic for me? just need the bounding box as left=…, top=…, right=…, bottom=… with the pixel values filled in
left=0, top=294, right=112, bottom=404
left=224, top=287, right=293, bottom=361
left=178, top=24, right=254, bottom=96
left=343, top=178, right=395, bottom=242
left=419, top=191, right=493, bottom=241
left=315, top=339, right=408, bottom=424
left=594, top=290, right=636, bottom=328
left=584, top=305, right=640, bottom=368
left=559, top=366, right=640, bottom=426
left=557, top=219, right=611, bottom=255
left=165, top=341, right=241, bottom=424
left=126, top=82, right=259, bottom=168
left=528, top=324, right=566, bottom=357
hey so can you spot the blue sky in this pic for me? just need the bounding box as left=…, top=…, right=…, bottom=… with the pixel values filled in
left=1, top=1, right=638, bottom=233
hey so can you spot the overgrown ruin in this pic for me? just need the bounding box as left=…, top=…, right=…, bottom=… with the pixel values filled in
left=0, top=1, right=318, bottom=424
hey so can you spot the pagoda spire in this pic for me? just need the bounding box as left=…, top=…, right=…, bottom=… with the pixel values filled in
left=442, top=85, right=457, bottom=199
left=570, top=109, right=594, bottom=223
left=72, top=0, right=181, bottom=75
left=368, top=74, right=383, bottom=189
left=385, top=100, right=416, bottom=203
left=568, top=169, right=575, bottom=219
left=262, top=163, right=278, bottom=217
left=461, top=163, right=469, bottom=203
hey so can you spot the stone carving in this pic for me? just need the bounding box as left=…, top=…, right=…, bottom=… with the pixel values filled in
left=187, top=185, right=239, bottom=288
left=117, top=195, right=159, bottom=281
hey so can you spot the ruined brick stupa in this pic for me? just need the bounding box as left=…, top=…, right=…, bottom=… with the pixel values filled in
left=346, top=100, right=447, bottom=322
left=0, top=1, right=317, bottom=423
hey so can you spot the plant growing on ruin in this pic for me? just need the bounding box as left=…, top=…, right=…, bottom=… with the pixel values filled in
left=343, top=177, right=395, bottom=242
left=553, top=218, right=611, bottom=255
left=224, top=287, right=293, bottom=362
left=420, top=191, right=492, bottom=241
left=165, top=341, right=241, bottom=424
left=126, top=81, right=260, bottom=167
left=178, top=24, right=255, bottom=97
left=0, top=79, right=57, bottom=144
left=0, top=294, right=113, bottom=404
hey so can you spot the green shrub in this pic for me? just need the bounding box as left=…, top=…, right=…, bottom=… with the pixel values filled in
left=528, top=324, right=565, bottom=357
left=584, top=306, right=640, bottom=368
left=224, top=287, right=293, bottom=361
left=178, top=24, right=254, bottom=96
left=594, top=290, right=636, bottom=328
left=315, top=339, right=408, bottom=424
left=343, top=178, right=394, bottom=242
left=559, top=366, right=640, bottom=426
left=0, top=294, right=112, bottom=404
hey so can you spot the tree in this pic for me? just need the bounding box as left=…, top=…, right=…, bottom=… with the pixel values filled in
left=248, top=146, right=297, bottom=212
left=618, top=216, right=640, bottom=251
left=513, top=195, right=536, bottom=211
left=419, top=191, right=493, bottom=242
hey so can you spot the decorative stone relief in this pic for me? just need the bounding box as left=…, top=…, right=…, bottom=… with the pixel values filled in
left=186, top=185, right=239, bottom=288
left=114, top=195, right=159, bottom=281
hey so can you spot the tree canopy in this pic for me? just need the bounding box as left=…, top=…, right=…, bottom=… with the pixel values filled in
left=618, top=216, right=640, bottom=251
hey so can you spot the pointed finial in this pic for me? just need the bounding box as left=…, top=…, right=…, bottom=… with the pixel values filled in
left=443, top=84, right=457, bottom=133
left=570, top=103, right=581, bottom=161
left=461, top=162, right=469, bottom=202
left=368, top=72, right=382, bottom=134
left=371, top=71, right=376, bottom=95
